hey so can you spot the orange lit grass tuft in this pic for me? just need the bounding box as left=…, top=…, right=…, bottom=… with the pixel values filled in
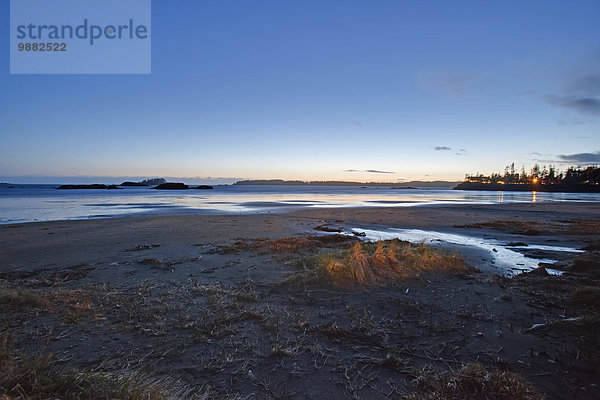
left=323, top=239, right=468, bottom=286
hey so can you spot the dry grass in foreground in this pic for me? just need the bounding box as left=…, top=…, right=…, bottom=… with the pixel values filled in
left=0, top=337, right=200, bottom=400
left=320, top=239, right=469, bottom=286
left=210, top=234, right=359, bottom=255
left=0, top=289, right=49, bottom=308
left=569, top=286, right=600, bottom=308
left=403, top=363, right=544, bottom=400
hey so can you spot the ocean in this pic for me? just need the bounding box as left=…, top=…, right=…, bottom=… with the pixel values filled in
left=1, top=184, right=599, bottom=224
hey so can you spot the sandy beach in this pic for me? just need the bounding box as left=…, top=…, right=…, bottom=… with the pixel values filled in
left=1, top=202, right=599, bottom=399
left=2, top=202, right=599, bottom=272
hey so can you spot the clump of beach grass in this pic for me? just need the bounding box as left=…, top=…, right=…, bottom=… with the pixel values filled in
left=320, top=239, right=468, bottom=286
left=569, top=286, right=600, bottom=308
left=0, top=289, right=49, bottom=308
left=403, top=363, right=544, bottom=400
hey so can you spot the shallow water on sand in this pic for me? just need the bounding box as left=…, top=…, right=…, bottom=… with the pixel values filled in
left=350, top=227, right=583, bottom=276
left=1, top=184, right=599, bottom=224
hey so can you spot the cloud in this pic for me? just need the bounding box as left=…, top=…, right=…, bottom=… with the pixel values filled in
left=344, top=169, right=395, bottom=174
left=341, top=121, right=364, bottom=128
left=529, top=152, right=559, bottom=164
left=558, top=118, right=585, bottom=126
left=545, top=95, right=600, bottom=116
left=543, top=72, right=600, bottom=117
left=569, top=74, right=600, bottom=95
left=434, top=146, right=467, bottom=155
left=557, top=151, right=600, bottom=164
left=418, top=69, right=477, bottom=97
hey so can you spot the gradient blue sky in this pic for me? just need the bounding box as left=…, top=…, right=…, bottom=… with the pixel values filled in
left=1, top=0, right=599, bottom=184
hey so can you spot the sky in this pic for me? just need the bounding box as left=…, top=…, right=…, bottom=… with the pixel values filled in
left=1, top=0, right=599, bottom=184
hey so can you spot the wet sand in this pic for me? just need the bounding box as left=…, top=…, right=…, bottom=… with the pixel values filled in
left=1, top=202, right=599, bottom=399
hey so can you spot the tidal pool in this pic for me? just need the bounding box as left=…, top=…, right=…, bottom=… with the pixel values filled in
left=350, top=227, right=583, bottom=277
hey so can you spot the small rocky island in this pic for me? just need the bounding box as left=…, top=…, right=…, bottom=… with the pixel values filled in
left=119, top=182, right=148, bottom=187
left=152, top=183, right=213, bottom=190
left=153, top=182, right=189, bottom=190
left=56, top=179, right=213, bottom=191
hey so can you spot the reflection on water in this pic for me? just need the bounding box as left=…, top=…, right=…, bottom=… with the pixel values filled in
left=532, top=191, right=537, bottom=202
left=0, top=184, right=599, bottom=224
left=350, top=227, right=583, bottom=277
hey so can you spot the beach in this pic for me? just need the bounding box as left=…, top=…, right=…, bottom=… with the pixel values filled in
left=1, top=202, right=597, bottom=273
left=1, top=202, right=599, bottom=399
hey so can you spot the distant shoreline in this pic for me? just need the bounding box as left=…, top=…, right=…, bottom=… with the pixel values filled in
left=2, top=181, right=460, bottom=188
left=233, top=179, right=460, bottom=188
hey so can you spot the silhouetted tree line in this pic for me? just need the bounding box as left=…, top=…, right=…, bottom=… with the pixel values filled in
left=466, top=163, right=599, bottom=186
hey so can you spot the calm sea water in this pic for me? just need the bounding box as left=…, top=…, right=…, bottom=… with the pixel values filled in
left=1, top=184, right=598, bottom=224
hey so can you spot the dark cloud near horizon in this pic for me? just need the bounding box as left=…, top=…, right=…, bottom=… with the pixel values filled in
left=545, top=95, right=600, bottom=116
left=544, top=73, right=600, bottom=117
left=557, top=151, right=600, bottom=164
left=569, top=74, right=600, bottom=95
left=344, top=169, right=395, bottom=174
